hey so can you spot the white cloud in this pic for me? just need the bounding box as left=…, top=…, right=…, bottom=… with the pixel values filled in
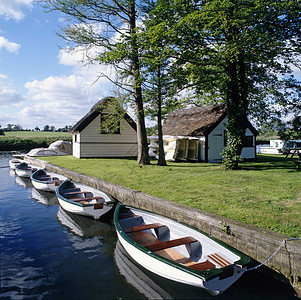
left=0, top=0, right=33, bottom=21
left=25, top=75, right=88, bottom=102
left=0, top=85, right=25, bottom=106
left=0, top=36, right=21, bottom=53
left=22, top=70, right=114, bottom=128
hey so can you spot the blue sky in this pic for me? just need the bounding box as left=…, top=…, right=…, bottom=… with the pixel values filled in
left=0, top=0, right=114, bottom=130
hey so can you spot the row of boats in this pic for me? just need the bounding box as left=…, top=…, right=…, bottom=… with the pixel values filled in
left=9, top=158, right=253, bottom=296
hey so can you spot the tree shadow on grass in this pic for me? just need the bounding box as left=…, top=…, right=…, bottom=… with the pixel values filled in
left=241, top=155, right=299, bottom=172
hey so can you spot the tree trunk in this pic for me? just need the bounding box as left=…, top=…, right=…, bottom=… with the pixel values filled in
left=223, top=4, right=248, bottom=169
left=129, top=1, right=150, bottom=165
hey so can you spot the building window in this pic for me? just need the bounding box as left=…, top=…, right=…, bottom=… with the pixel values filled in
left=74, top=134, right=77, bottom=142
left=100, top=113, right=121, bottom=134
left=243, top=136, right=254, bottom=147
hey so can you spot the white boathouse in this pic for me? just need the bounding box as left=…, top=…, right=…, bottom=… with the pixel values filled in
left=149, top=104, right=258, bottom=162
left=70, top=97, right=138, bottom=158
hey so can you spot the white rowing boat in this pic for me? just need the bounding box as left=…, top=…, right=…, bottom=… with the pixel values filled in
left=56, top=179, right=115, bottom=219
left=15, top=162, right=37, bottom=178
left=114, top=203, right=252, bottom=296
left=9, top=158, right=24, bottom=170
left=31, top=169, right=66, bottom=192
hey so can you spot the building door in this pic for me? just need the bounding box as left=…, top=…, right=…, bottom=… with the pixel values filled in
left=208, top=130, right=223, bottom=162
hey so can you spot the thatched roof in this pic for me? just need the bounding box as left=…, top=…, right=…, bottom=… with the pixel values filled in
left=162, top=103, right=258, bottom=136
left=162, top=104, right=227, bottom=136
left=70, top=97, right=136, bottom=133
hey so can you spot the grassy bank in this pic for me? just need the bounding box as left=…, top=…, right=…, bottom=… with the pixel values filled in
left=42, top=154, right=301, bottom=238
left=0, top=131, right=72, bottom=151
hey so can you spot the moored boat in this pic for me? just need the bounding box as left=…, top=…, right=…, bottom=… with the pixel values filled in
left=15, top=162, right=37, bottom=178
left=31, top=169, right=66, bottom=192
left=9, top=158, right=24, bottom=170
left=114, top=203, right=252, bottom=296
left=56, top=180, right=115, bottom=219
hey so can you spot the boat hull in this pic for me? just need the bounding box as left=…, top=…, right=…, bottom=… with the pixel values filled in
left=31, top=169, right=65, bottom=192
left=15, top=162, right=37, bottom=178
left=32, top=180, right=57, bottom=192
left=56, top=180, right=115, bottom=219
left=114, top=203, right=251, bottom=296
left=57, top=197, right=114, bottom=219
left=9, top=159, right=23, bottom=170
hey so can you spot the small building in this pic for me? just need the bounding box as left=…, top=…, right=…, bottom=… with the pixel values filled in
left=149, top=104, right=258, bottom=162
left=70, top=97, right=138, bottom=158
left=259, top=140, right=284, bottom=154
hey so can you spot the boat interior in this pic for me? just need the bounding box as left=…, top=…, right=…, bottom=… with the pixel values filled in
left=34, top=171, right=61, bottom=183
left=118, top=207, right=232, bottom=272
left=61, top=184, right=105, bottom=206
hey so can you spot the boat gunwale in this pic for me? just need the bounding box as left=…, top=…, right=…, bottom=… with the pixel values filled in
left=56, top=179, right=115, bottom=207
left=114, top=202, right=252, bottom=282
left=31, top=169, right=56, bottom=184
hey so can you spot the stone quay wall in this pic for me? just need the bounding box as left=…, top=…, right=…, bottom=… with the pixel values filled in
left=25, top=156, right=301, bottom=297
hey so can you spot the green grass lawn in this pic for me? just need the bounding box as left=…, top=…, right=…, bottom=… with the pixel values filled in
left=43, top=154, right=301, bottom=238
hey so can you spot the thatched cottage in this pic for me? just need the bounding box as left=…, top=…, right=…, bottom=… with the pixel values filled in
left=149, top=104, right=258, bottom=162
left=70, top=97, right=138, bottom=158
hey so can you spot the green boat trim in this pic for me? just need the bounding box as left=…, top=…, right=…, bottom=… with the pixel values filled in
left=114, top=202, right=252, bottom=282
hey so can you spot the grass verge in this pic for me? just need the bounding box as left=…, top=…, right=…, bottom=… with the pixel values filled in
left=43, top=154, right=301, bottom=237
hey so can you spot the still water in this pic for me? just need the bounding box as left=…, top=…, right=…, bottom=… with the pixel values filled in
left=0, top=152, right=297, bottom=299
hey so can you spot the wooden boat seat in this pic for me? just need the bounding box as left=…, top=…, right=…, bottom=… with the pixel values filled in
left=207, top=253, right=231, bottom=268
left=36, top=175, right=51, bottom=179
left=145, top=236, right=198, bottom=252
left=63, top=191, right=91, bottom=195
left=124, top=223, right=166, bottom=234
left=55, top=180, right=63, bottom=186
left=37, top=176, right=59, bottom=181
left=185, top=260, right=215, bottom=271
left=130, top=231, right=211, bottom=270
left=131, top=231, right=160, bottom=246
left=69, top=196, right=104, bottom=202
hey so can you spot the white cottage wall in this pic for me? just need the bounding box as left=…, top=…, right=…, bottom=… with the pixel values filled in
left=74, top=115, right=137, bottom=158
left=72, top=133, right=81, bottom=158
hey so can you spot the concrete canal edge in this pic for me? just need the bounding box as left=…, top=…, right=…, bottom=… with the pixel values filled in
left=25, top=156, right=301, bottom=297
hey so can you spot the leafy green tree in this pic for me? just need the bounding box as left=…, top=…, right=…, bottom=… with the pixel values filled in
left=151, top=0, right=301, bottom=169
left=42, top=0, right=150, bottom=165
left=279, top=116, right=301, bottom=141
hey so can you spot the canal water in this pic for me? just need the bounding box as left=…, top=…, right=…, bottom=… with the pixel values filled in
left=0, top=152, right=297, bottom=299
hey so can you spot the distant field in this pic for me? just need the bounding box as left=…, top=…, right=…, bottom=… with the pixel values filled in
left=0, top=131, right=72, bottom=151
left=1, top=131, right=72, bottom=138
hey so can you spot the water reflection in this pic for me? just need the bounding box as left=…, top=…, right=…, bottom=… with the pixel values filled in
left=57, top=207, right=112, bottom=238
left=114, top=241, right=173, bottom=299
left=31, top=188, right=59, bottom=206
left=15, top=176, right=33, bottom=189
